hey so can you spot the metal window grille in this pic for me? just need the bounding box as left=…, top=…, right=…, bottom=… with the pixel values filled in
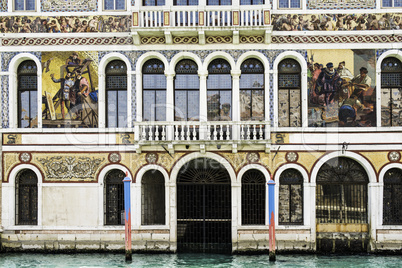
left=15, top=169, right=38, bottom=225
left=381, top=58, right=402, bottom=127
left=279, top=169, right=303, bottom=225
left=104, top=169, right=125, bottom=225
left=383, top=168, right=402, bottom=225
left=240, top=59, right=264, bottom=121
left=141, top=170, right=165, bottom=225
left=316, top=157, right=368, bottom=224
left=177, top=158, right=232, bottom=253
left=241, top=169, right=265, bottom=225
left=381, top=57, right=402, bottom=88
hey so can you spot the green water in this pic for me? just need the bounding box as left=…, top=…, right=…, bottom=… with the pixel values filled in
left=1, top=253, right=402, bottom=267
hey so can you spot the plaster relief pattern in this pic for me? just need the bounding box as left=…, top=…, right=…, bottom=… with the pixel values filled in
left=42, top=0, right=97, bottom=12
left=272, top=35, right=402, bottom=44
left=37, top=155, right=106, bottom=181
left=308, top=0, right=375, bottom=9
left=2, top=37, right=133, bottom=46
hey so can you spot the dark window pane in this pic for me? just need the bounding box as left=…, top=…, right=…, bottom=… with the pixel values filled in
left=143, top=91, right=155, bottom=121
left=105, top=170, right=125, bottom=225
left=142, top=170, right=165, bottom=225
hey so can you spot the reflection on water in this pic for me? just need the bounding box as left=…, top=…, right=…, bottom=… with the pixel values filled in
left=1, top=253, right=402, bottom=268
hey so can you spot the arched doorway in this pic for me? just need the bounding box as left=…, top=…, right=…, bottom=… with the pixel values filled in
left=176, top=158, right=231, bottom=253
left=315, top=157, right=369, bottom=252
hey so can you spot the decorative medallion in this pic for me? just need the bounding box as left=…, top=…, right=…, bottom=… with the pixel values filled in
left=388, top=151, right=401, bottom=162
left=286, top=152, right=298, bottom=162
left=109, top=152, right=121, bottom=163
left=146, top=153, right=158, bottom=164
left=247, top=152, right=260, bottom=163
left=19, top=152, right=31, bottom=163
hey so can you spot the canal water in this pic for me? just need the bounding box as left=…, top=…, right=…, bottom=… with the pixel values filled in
left=1, top=253, right=402, bottom=267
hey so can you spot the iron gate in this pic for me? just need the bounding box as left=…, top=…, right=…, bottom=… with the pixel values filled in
left=176, top=158, right=231, bottom=253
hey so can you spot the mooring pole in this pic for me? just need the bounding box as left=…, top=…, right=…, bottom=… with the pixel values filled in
left=268, top=178, right=276, bottom=261
left=123, top=172, right=132, bottom=262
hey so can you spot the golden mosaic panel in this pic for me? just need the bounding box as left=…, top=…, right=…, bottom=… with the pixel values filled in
left=3, top=134, right=21, bottom=145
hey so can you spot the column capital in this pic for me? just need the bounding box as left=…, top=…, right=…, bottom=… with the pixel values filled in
left=165, top=71, right=175, bottom=78
left=231, top=70, right=241, bottom=78
left=198, top=70, right=208, bottom=78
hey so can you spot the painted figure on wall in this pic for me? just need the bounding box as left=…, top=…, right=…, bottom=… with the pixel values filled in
left=272, top=13, right=402, bottom=31
left=307, top=49, right=376, bottom=127
left=42, top=52, right=98, bottom=128
left=0, top=15, right=130, bottom=33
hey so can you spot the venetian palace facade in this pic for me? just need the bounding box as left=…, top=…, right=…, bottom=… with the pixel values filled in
left=0, top=0, right=402, bottom=254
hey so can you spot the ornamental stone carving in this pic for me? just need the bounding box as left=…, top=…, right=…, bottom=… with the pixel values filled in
left=146, top=153, right=158, bottom=164
left=19, top=152, right=31, bottom=163
left=109, top=153, right=121, bottom=163
left=286, top=152, right=298, bottom=162
left=38, top=156, right=105, bottom=180
left=247, top=152, right=260, bottom=163
left=388, top=151, right=401, bottom=162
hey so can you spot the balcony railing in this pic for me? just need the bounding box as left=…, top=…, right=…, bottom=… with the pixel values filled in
left=134, top=5, right=269, bottom=29
left=134, top=121, right=270, bottom=142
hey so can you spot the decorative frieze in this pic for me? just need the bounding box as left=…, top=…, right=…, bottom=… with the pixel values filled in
left=272, top=35, right=402, bottom=44
left=2, top=37, right=133, bottom=46
left=308, top=0, right=375, bottom=9
left=206, top=36, right=233, bottom=44
left=41, top=0, right=97, bottom=12
left=240, top=36, right=264, bottom=44
left=0, top=15, right=130, bottom=33
left=38, top=156, right=106, bottom=181
left=141, top=37, right=165, bottom=45
left=173, top=36, right=198, bottom=44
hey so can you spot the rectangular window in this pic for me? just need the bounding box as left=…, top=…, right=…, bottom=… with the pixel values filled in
left=240, top=0, right=263, bottom=4
left=382, top=0, right=402, bottom=7
left=14, top=0, right=35, bottom=11
left=104, top=0, right=126, bottom=10
left=207, top=0, right=231, bottom=5
left=278, top=0, right=300, bottom=8
left=107, top=90, right=127, bottom=128
left=143, top=0, right=165, bottom=5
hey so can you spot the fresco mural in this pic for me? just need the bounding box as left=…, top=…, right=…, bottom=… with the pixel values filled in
left=42, top=52, right=98, bottom=128
left=307, top=49, right=376, bottom=127
left=272, top=13, right=402, bottom=31
left=0, top=15, right=130, bottom=33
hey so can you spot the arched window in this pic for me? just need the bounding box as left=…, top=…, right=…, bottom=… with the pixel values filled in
left=207, top=59, right=232, bottom=121
left=106, top=60, right=127, bottom=128
left=381, top=57, right=402, bottom=127
left=15, top=169, right=38, bottom=225
left=241, top=169, right=265, bottom=225
left=240, top=58, right=264, bottom=121
left=18, top=60, right=38, bottom=128
left=279, top=169, right=303, bottom=225
left=174, top=59, right=199, bottom=121
left=104, top=169, right=125, bottom=225
left=141, top=170, right=165, bottom=225
left=142, top=59, right=166, bottom=122
left=278, top=59, right=301, bottom=127
left=383, top=168, right=402, bottom=225
left=316, top=157, right=368, bottom=224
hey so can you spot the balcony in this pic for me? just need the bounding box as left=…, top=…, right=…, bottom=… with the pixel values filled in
left=134, top=120, right=271, bottom=153
left=131, top=5, right=273, bottom=45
